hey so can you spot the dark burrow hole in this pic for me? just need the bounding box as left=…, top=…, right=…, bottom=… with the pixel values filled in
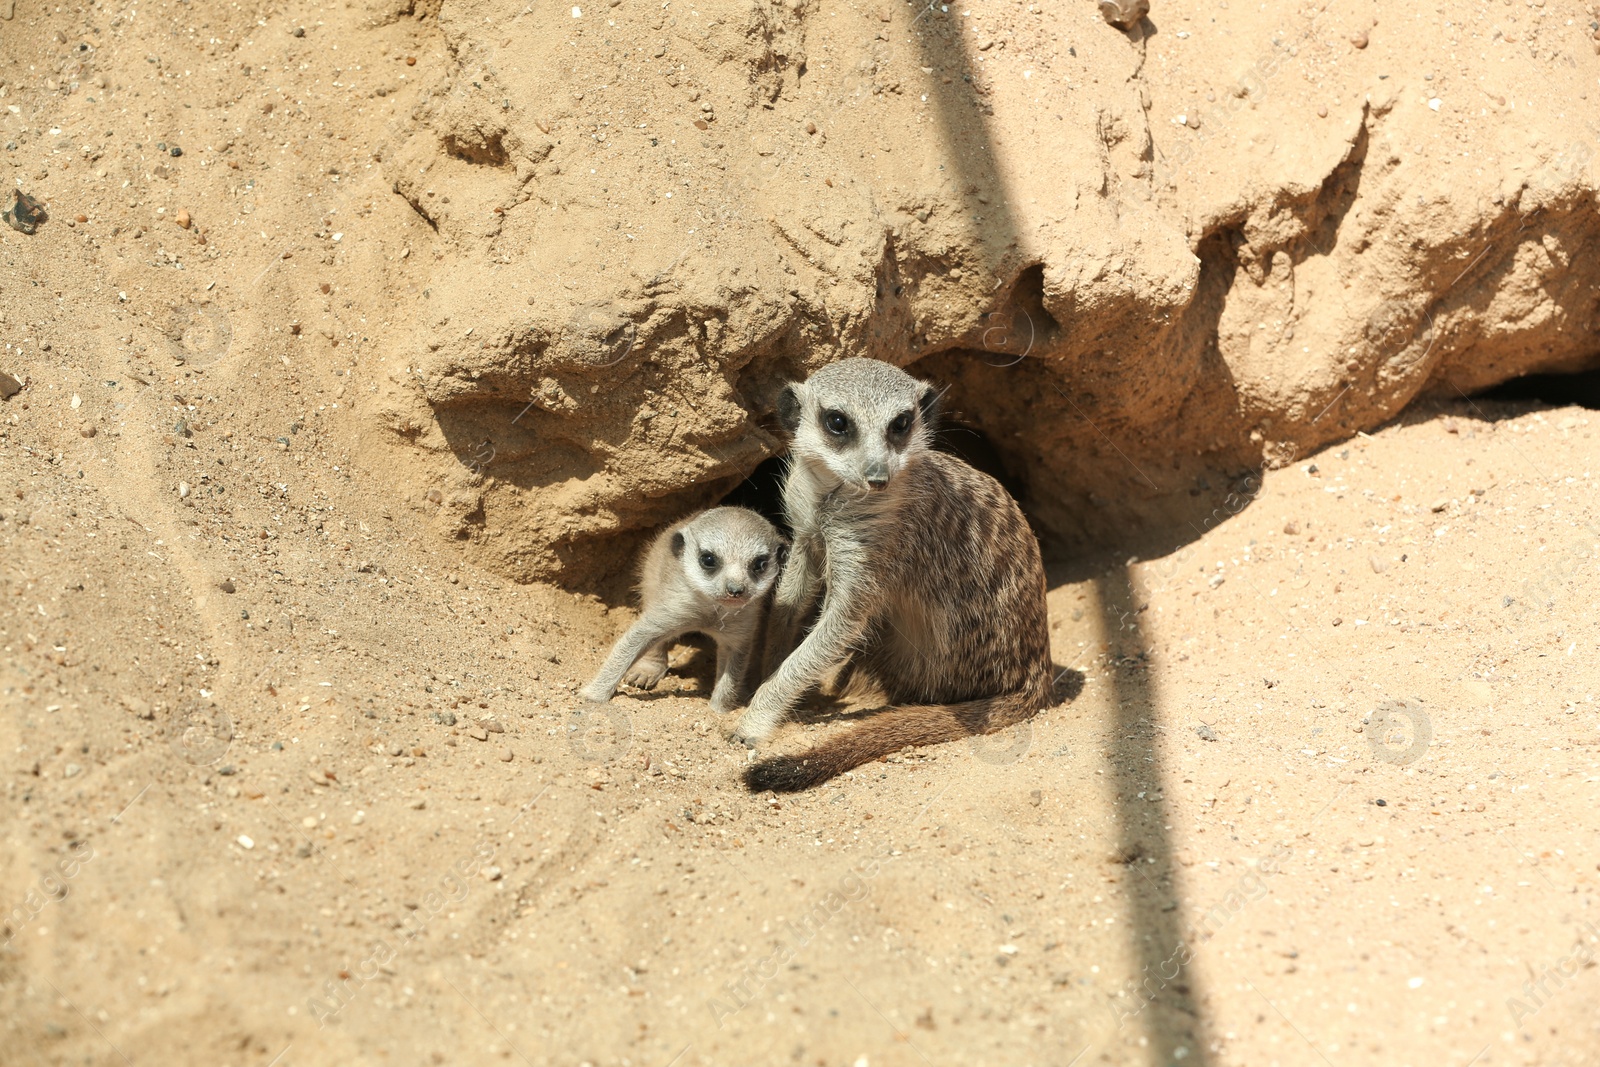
left=718, top=420, right=1020, bottom=538
left=1475, top=367, right=1600, bottom=409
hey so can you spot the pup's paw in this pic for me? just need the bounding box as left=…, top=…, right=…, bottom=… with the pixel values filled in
left=621, top=660, right=668, bottom=690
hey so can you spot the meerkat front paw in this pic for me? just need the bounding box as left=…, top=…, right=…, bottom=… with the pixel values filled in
left=576, top=681, right=613, bottom=704
left=622, top=659, right=669, bottom=691
left=726, top=721, right=762, bottom=749
left=730, top=695, right=782, bottom=747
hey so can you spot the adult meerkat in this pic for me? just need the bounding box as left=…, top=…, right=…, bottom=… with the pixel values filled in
left=579, top=507, right=786, bottom=714
left=736, top=357, right=1056, bottom=792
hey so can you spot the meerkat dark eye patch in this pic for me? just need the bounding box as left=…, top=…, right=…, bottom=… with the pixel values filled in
left=887, top=409, right=914, bottom=439
left=822, top=409, right=852, bottom=438
left=698, top=550, right=719, bottom=571
left=917, top=383, right=942, bottom=431
left=776, top=385, right=802, bottom=435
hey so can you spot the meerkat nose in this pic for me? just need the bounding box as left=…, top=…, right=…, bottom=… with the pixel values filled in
left=725, top=583, right=746, bottom=597
left=866, top=476, right=889, bottom=490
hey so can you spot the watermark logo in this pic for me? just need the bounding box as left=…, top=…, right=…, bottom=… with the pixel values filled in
left=969, top=719, right=1033, bottom=767
left=169, top=303, right=233, bottom=368
left=1366, top=700, right=1431, bottom=766
left=1505, top=921, right=1600, bottom=1032
left=168, top=699, right=234, bottom=766
left=1, top=840, right=95, bottom=949
left=978, top=305, right=1036, bottom=366
left=567, top=704, right=634, bottom=762
left=564, top=299, right=637, bottom=368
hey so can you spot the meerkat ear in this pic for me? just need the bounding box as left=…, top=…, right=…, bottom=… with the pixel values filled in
left=917, top=382, right=942, bottom=430
left=775, top=542, right=790, bottom=568
left=670, top=531, right=686, bottom=559
left=776, top=384, right=803, bottom=435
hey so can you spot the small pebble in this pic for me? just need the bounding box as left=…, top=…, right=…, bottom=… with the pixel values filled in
left=320, top=282, right=331, bottom=294
left=1317, top=105, right=1328, bottom=118
left=0, top=372, right=21, bottom=399
left=805, top=120, right=817, bottom=135
left=169, top=146, right=182, bottom=157
left=218, top=579, right=236, bottom=594
left=178, top=481, right=191, bottom=499
left=1368, top=555, right=1387, bottom=574
left=292, top=26, right=305, bottom=36
left=406, top=55, right=417, bottom=66
left=469, top=726, right=490, bottom=741
left=64, top=763, right=82, bottom=778
left=1196, top=723, right=1219, bottom=741
left=1350, top=30, right=1368, bottom=48
left=175, top=208, right=191, bottom=229
left=237, top=835, right=255, bottom=849
left=1283, top=520, right=1300, bottom=535
left=499, top=748, right=514, bottom=762
left=75, top=214, right=87, bottom=223
left=5, top=191, right=46, bottom=235
left=302, top=816, right=317, bottom=829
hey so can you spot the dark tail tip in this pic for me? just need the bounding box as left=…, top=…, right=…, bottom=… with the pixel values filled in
left=743, top=756, right=832, bottom=793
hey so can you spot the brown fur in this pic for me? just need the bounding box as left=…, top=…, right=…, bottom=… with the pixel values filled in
left=743, top=448, right=1054, bottom=792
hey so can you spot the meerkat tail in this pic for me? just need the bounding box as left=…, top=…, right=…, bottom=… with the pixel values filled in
left=743, top=685, right=1048, bottom=793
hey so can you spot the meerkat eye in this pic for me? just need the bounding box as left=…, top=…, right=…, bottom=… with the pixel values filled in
left=750, top=554, right=769, bottom=575
left=822, top=410, right=851, bottom=436
left=888, top=410, right=913, bottom=437
left=698, top=550, right=719, bottom=572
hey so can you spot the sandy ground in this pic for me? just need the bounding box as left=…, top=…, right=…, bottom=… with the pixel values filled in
left=3, top=357, right=1599, bottom=1067
left=4, top=0, right=1600, bottom=1064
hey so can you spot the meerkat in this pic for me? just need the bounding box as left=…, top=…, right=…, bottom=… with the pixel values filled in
left=579, top=507, right=787, bottom=714
left=735, top=357, right=1055, bottom=792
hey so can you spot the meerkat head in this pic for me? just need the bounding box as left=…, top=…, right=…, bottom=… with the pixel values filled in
left=777, top=358, right=941, bottom=493
left=671, top=507, right=787, bottom=609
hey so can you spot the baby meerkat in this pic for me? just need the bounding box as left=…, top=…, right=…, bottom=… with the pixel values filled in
left=579, top=507, right=787, bottom=714
left=736, top=358, right=1055, bottom=792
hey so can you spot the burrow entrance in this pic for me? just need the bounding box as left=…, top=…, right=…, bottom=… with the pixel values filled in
left=1476, top=367, right=1600, bottom=410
